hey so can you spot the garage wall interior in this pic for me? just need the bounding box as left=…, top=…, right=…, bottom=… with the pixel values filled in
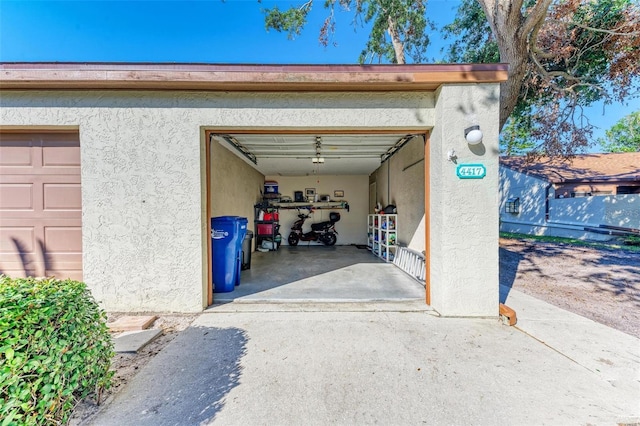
left=209, top=136, right=263, bottom=223
left=370, top=136, right=426, bottom=249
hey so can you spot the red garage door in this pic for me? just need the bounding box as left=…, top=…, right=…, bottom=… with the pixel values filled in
left=0, top=132, right=82, bottom=281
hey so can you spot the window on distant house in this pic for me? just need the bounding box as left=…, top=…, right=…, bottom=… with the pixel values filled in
left=617, top=186, right=640, bottom=195
left=505, top=197, right=520, bottom=214
left=571, top=191, right=592, bottom=197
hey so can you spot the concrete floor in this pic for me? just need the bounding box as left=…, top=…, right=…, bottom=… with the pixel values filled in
left=213, top=245, right=426, bottom=303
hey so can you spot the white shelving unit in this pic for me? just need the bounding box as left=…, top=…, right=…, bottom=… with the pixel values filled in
left=367, top=214, right=397, bottom=262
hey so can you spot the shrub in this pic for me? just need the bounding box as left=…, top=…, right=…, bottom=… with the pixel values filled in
left=623, top=235, right=640, bottom=246
left=0, top=276, right=114, bottom=425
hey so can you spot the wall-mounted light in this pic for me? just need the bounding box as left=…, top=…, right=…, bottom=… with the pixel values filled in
left=312, top=157, right=325, bottom=163
left=464, top=125, right=483, bottom=145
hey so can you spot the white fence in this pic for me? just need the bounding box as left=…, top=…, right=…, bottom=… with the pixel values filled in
left=549, top=194, right=640, bottom=230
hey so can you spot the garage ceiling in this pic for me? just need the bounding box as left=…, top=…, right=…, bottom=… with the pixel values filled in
left=213, top=133, right=422, bottom=176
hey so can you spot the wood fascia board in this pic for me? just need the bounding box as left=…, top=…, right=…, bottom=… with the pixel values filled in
left=0, top=64, right=509, bottom=92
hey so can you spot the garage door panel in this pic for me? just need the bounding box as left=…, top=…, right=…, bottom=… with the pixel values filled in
left=43, top=183, right=82, bottom=211
left=45, top=269, right=83, bottom=281
left=0, top=226, right=36, bottom=252
left=0, top=227, right=38, bottom=278
left=0, top=135, right=38, bottom=172
left=0, top=132, right=82, bottom=280
left=0, top=183, right=34, bottom=210
left=42, top=141, right=81, bottom=168
left=0, top=145, right=34, bottom=167
left=44, top=226, right=82, bottom=252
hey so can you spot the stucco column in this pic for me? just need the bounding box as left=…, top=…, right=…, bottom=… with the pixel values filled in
left=429, top=84, right=500, bottom=317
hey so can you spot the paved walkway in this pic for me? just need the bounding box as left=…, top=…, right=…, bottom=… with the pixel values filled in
left=87, top=291, right=640, bottom=425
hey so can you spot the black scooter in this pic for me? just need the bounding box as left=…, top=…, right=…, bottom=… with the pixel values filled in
left=288, top=211, right=340, bottom=246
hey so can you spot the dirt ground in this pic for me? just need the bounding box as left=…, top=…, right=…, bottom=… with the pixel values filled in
left=500, top=237, right=640, bottom=338
left=69, top=314, right=198, bottom=425
left=71, top=238, right=640, bottom=423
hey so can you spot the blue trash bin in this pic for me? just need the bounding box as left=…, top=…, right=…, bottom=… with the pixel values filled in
left=211, top=216, right=248, bottom=293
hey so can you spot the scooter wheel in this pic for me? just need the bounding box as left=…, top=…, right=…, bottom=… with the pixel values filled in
left=323, top=233, right=337, bottom=246
left=288, top=233, right=299, bottom=246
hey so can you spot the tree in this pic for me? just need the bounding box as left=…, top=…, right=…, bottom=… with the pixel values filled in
left=598, top=111, right=640, bottom=152
left=263, top=0, right=433, bottom=64
left=444, top=0, right=640, bottom=157
left=262, top=0, right=640, bottom=157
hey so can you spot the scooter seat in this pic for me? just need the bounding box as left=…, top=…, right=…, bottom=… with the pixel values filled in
left=311, top=221, right=332, bottom=231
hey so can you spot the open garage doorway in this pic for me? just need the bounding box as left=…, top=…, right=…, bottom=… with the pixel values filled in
left=205, top=130, right=429, bottom=305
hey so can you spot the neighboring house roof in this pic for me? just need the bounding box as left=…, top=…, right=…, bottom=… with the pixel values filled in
left=500, top=153, right=640, bottom=184
left=0, top=62, right=508, bottom=92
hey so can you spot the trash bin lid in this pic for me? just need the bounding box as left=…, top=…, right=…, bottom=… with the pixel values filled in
left=212, top=215, right=240, bottom=222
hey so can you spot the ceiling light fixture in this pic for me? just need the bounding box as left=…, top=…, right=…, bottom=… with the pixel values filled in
left=313, top=136, right=325, bottom=164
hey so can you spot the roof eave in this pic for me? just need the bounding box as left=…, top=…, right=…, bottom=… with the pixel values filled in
left=0, top=62, right=509, bottom=92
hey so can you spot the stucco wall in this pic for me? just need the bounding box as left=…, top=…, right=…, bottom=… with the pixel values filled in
left=370, top=136, right=426, bottom=248
left=265, top=175, right=369, bottom=245
left=1, top=90, right=437, bottom=312
left=499, top=166, right=549, bottom=226
left=429, top=84, right=501, bottom=317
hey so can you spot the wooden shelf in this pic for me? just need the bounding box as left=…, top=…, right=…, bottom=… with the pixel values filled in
left=272, top=201, right=350, bottom=211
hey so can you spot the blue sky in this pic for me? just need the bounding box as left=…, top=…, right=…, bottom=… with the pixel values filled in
left=1, top=0, right=637, bottom=149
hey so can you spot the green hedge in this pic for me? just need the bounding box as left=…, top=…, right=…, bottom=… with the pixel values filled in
left=0, top=276, right=113, bottom=425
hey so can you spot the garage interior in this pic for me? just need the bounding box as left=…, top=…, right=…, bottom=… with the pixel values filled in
left=207, top=131, right=428, bottom=304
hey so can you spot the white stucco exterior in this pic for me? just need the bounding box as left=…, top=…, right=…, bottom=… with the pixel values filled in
left=429, top=84, right=501, bottom=317
left=1, top=80, right=502, bottom=317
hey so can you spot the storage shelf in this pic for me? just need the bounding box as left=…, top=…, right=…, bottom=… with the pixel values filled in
left=254, top=204, right=281, bottom=251
left=272, top=201, right=350, bottom=211
left=367, top=214, right=397, bottom=262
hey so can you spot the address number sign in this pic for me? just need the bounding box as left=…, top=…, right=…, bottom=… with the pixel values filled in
left=456, top=164, right=487, bottom=179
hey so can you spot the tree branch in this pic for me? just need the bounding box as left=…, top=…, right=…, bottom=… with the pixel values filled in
left=546, top=18, right=640, bottom=36
left=521, top=0, right=553, bottom=37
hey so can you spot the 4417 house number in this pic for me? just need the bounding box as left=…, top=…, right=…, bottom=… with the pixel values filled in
left=456, top=164, right=487, bottom=179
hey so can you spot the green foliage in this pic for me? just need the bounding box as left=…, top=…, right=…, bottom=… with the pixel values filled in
left=599, top=111, right=640, bottom=152
left=0, top=276, right=113, bottom=425
left=262, top=0, right=433, bottom=64
left=263, top=4, right=311, bottom=40
left=623, top=234, right=640, bottom=247
left=441, top=0, right=498, bottom=64
left=500, top=107, right=536, bottom=155
left=356, top=0, right=432, bottom=64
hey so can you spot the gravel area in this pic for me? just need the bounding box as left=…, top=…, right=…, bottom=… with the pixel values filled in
left=500, top=237, right=640, bottom=338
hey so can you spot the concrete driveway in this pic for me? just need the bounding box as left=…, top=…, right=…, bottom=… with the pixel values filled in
left=87, top=292, right=640, bottom=425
